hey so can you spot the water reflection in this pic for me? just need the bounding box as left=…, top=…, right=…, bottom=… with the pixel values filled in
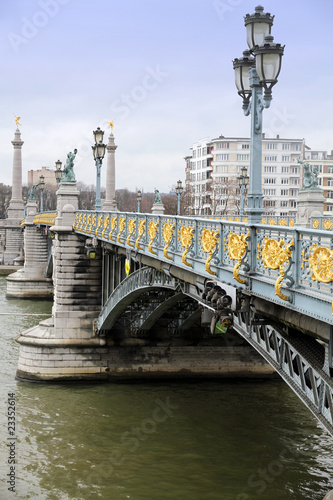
left=0, top=276, right=332, bottom=499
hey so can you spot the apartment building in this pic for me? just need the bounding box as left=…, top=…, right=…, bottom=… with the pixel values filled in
left=185, top=135, right=333, bottom=217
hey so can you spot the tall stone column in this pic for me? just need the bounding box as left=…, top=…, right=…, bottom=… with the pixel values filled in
left=4, top=128, right=24, bottom=264
left=102, top=132, right=118, bottom=211
left=8, top=128, right=24, bottom=218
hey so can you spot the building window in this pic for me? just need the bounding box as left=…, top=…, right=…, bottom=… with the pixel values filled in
left=291, top=167, right=299, bottom=174
left=197, top=160, right=201, bottom=169
left=328, top=179, right=333, bottom=187
left=266, top=143, right=277, bottom=150
left=202, top=147, right=207, bottom=156
left=242, top=144, right=249, bottom=149
left=216, top=165, right=229, bottom=173
left=216, top=154, right=229, bottom=161
left=264, top=156, right=277, bottom=161
left=327, top=166, right=333, bottom=174
left=216, top=142, right=229, bottom=149
left=292, top=143, right=301, bottom=151
left=192, top=151, right=196, bottom=158
left=290, top=189, right=298, bottom=197
left=237, top=154, right=249, bottom=161
left=281, top=189, right=289, bottom=196
left=197, top=149, right=202, bottom=157
left=264, top=178, right=276, bottom=184
left=282, top=143, right=290, bottom=150
left=282, top=156, right=290, bottom=162
left=290, top=200, right=297, bottom=208
left=326, top=191, right=333, bottom=198
left=281, top=178, right=289, bottom=184
left=282, top=166, right=290, bottom=173
left=264, top=166, right=277, bottom=173
left=263, top=189, right=276, bottom=196
left=291, top=178, right=299, bottom=185
left=327, top=205, right=333, bottom=212
left=280, top=200, right=288, bottom=207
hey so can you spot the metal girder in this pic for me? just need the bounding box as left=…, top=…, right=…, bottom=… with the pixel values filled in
left=233, top=311, right=333, bottom=436
left=136, top=292, right=186, bottom=332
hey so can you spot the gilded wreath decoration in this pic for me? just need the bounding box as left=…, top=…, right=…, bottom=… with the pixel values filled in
left=148, top=220, right=159, bottom=255
left=108, top=216, right=117, bottom=241
left=126, top=219, right=136, bottom=247
left=308, top=244, right=333, bottom=283
left=90, top=214, right=96, bottom=234
left=162, top=222, right=175, bottom=260
left=136, top=220, right=146, bottom=250
left=200, top=228, right=219, bottom=276
left=180, top=225, right=195, bottom=267
left=261, top=237, right=294, bottom=301
left=227, top=231, right=249, bottom=284
left=102, top=216, right=109, bottom=239
left=117, top=217, right=126, bottom=244
left=85, top=214, right=91, bottom=234
left=95, top=215, right=103, bottom=236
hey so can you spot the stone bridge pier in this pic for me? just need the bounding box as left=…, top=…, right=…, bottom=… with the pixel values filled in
left=6, top=199, right=53, bottom=298
left=16, top=182, right=108, bottom=382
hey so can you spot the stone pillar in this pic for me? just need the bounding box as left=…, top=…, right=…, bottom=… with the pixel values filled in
left=8, top=128, right=24, bottom=218
left=103, top=133, right=118, bottom=211
left=296, top=188, right=325, bottom=228
left=152, top=201, right=165, bottom=215
left=4, top=128, right=24, bottom=264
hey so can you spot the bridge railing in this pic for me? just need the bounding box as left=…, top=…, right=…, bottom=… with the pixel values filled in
left=73, top=210, right=333, bottom=326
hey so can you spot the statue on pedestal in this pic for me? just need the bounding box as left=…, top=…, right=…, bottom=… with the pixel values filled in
left=62, top=149, right=77, bottom=182
left=298, top=159, right=319, bottom=190
left=28, top=184, right=38, bottom=200
left=154, top=188, right=162, bottom=204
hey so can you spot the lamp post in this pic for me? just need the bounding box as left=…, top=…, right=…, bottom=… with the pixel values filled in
left=233, top=5, right=284, bottom=223
left=39, top=174, right=45, bottom=212
left=55, top=159, right=63, bottom=189
left=238, top=166, right=249, bottom=217
left=137, top=190, right=142, bottom=212
left=92, top=127, right=106, bottom=212
left=175, top=180, right=184, bottom=215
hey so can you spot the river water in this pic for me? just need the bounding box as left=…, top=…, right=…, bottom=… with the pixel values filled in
left=0, top=275, right=332, bottom=499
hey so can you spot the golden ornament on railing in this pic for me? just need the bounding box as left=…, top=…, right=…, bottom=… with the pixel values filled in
left=289, top=219, right=295, bottom=227
left=312, top=220, right=319, bottom=229
left=268, top=218, right=277, bottom=225
left=90, top=214, right=96, bottom=234
left=82, top=213, right=87, bottom=232
left=108, top=216, right=117, bottom=241
left=162, top=222, right=175, bottom=260
left=95, top=215, right=103, bottom=236
left=73, top=213, right=80, bottom=230
left=148, top=220, right=159, bottom=254
left=261, top=237, right=294, bottom=301
left=180, top=225, right=195, bottom=267
left=102, top=216, right=109, bottom=238
left=279, top=219, right=287, bottom=226
left=200, top=228, right=219, bottom=276
left=309, top=244, right=333, bottom=283
left=117, top=217, right=126, bottom=244
left=136, top=219, right=146, bottom=250
left=227, top=231, right=250, bottom=284
left=262, top=218, right=267, bottom=225
left=126, top=219, right=136, bottom=247
left=85, top=214, right=91, bottom=234
left=323, top=220, right=333, bottom=230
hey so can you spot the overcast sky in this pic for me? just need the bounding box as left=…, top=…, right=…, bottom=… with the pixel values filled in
left=1, top=0, right=332, bottom=193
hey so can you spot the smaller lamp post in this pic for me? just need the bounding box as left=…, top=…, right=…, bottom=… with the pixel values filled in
left=39, top=174, right=45, bottom=212
left=55, top=160, right=63, bottom=189
left=175, top=180, right=183, bottom=215
left=237, top=166, right=249, bottom=217
left=137, top=190, right=142, bottom=212
left=92, top=127, right=106, bottom=212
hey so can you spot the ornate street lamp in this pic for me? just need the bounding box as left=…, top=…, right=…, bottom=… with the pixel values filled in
left=55, top=159, right=63, bottom=190
left=39, top=174, right=45, bottom=212
left=233, top=5, right=284, bottom=223
left=137, top=190, right=142, bottom=212
left=238, top=166, right=249, bottom=217
left=175, top=180, right=184, bottom=215
left=92, top=127, right=106, bottom=211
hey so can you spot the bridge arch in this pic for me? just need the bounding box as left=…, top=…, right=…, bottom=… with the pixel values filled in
left=97, top=267, right=207, bottom=337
